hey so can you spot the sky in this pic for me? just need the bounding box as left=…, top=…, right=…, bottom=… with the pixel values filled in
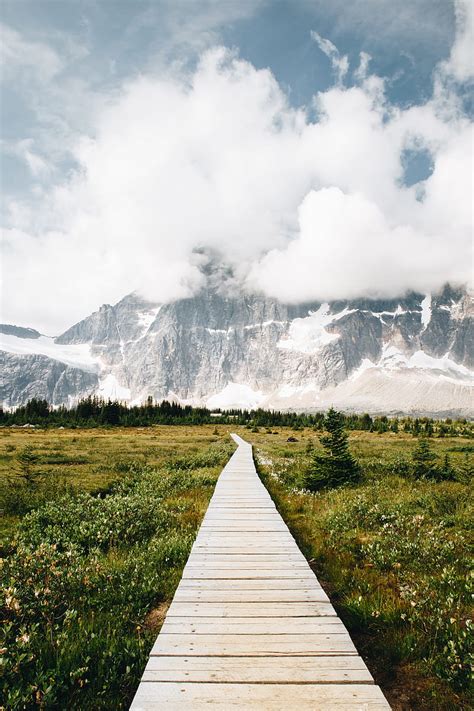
left=1, top=0, right=473, bottom=334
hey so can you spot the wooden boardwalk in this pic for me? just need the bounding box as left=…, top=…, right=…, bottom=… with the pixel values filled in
left=130, top=434, right=390, bottom=709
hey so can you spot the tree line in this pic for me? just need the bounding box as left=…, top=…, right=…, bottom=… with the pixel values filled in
left=0, top=396, right=471, bottom=436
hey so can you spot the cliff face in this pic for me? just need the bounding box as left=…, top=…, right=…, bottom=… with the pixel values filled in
left=1, top=283, right=472, bottom=415
left=0, top=352, right=98, bottom=407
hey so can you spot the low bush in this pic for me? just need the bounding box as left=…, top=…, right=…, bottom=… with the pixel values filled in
left=1, top=439, right=230, bottom=709
left=256, top=442, right=473, bottom=708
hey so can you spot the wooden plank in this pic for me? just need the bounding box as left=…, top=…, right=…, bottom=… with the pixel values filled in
left=142, top=655, right=374, bottom=684
left=161, top=617, right=346, bottom=635
left=185, top=557, right=308, bottom=564
left=176, top=578, right=326, bottom=590
left=190, top=551, right=301, bottom=557
left=130, top=683, right=390, bottom=709
left=187, top=552, right=306, bottom=559
left=181, top=570, right=316, bottom=579
left=172, top=592, right=330, bottom=604
left=151, top=633, right=359, bottom=656
left=184, top=561, right=309, bottom=569
left=166, top=602, right=337, bottom=617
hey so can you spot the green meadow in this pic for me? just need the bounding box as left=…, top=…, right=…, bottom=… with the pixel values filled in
left=1, top=424, right=472, bottom=709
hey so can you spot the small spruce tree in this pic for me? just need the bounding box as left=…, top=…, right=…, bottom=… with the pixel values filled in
left=458, top=452, right=473, bottom=482
left=15, top=446, right=41, bottom=487
left=439, top=453, right=456, bottom=481
left=305, top=408, right=360, bottom=490
left=412, top=438, right=439, bottom=479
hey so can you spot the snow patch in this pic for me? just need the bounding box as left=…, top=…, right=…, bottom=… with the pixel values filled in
left=137, top=306, right=161, bottom=333
left=277, top=383, right=320, bottom=399
left=0, top=333, right=99, bottom=372
left=350, top=358, right=376, bottom=380
left=377, top=345, right=473, bottom=382
left=420, top=294, right=432, bottom=329
left=371, top=306, right=407, bottom=318
left=206, top=382, right=265, bottom=410
left=244, top=320, right=287, bottom=330
left=407, top=351, right=472, bottom=379
left=98, top=374, right=131, bottom=401
left=278, top=304, right=354, bottom=354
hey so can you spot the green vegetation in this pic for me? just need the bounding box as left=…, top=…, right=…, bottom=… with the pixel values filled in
left=1, top=396, right=473, bottom=438
left=251, top=426, right=473, bottom=710
left=305, top=407, right=361, bottom=490
left=1, top=419, right=472, bottom=709
left=0, top=427, right=234, bottom=709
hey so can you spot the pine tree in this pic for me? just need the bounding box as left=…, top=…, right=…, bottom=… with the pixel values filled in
left=457, top=452, right=473, bottom=482
left=412, top=438, right=439, bottom=479
left=439, top=453, right=456, bottom=481
left=305, top=408, right=360, bottom=490
left=15, top=446, right=41, bottom=486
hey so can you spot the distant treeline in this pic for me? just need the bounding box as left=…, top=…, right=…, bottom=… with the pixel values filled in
left=0, top=397, right=472, bottom=437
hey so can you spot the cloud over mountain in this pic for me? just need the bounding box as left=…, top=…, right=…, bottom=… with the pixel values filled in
left=1, top=2, right=472, bottom=333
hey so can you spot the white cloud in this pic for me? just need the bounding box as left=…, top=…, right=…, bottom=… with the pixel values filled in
left=311, top=30, right=349, bottom=85
left=0, top=23, right=63, bottom=82
left=354, top=51, right=372, bottom=82
left=1, top=139, right=51, bottom=177
left=442, top=0, right=474, bottom=82
left=1, top=13, right=473, bottom=334
left=248, top=185, right=467, bottom=302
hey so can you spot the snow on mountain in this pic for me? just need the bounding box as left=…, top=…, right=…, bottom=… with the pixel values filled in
left=97, top=373, right=132, bottom=401
left=277, top=304, right=354, bottom=354
left=420, top=294, right=432, bottom=330
left=0, top=333, right=99, bottom=372
left=206, top=383, right=265, bottom=410
left=1, top=281, right=472, bottom=415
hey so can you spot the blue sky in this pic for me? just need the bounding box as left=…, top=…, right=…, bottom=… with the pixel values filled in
left=1, top=0, right=472, bottom=331
left=0, top=0, right=461, bottom=197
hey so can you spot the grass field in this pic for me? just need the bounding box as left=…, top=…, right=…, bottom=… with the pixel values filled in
left=249, top=427, right=473, bottom=710
left=1, top=424, right=472, bottom=709
left=0, top=425, right=235, bottom=709
left=0, top=425, right=234, bottom=547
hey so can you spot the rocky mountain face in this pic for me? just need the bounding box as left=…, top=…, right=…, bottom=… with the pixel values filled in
left=0, top=352, right=98, bottom=407
left=1, top=281, right=472, bottom=416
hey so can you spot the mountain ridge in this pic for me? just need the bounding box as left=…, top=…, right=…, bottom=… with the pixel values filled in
left=1, top=282, right=472, bottom=416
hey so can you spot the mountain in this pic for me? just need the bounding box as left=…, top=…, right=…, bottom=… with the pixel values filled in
left=1, top=281, right=472, bottom=416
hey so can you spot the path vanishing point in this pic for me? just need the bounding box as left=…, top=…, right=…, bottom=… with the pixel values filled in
left=131, top=434, right=391, bottom=709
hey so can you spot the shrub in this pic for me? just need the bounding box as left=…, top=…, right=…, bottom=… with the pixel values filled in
left=1, top=440, right=225, bottom=709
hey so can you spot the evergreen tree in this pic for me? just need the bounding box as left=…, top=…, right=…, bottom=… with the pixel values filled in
left=424, top=420, right=434, bottom=437
left=412, top=438, right=439, bottom=479
left=360, top=413, right=373, bottom=431
left=15, top=446, right=41, bottom=486
left=458, top=452, right=473, bottom=482
left=305, top=408, right=360, bottom=490
left=439, top=453, right=456, bottom=481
